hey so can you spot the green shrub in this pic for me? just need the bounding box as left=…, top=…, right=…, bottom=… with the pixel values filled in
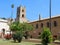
left=41, top=27, right=53, bottom=45
left=12, top=32, right=22, bottom=43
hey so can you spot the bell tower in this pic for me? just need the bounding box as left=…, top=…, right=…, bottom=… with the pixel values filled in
left=16, top=6, right=28, bottom=23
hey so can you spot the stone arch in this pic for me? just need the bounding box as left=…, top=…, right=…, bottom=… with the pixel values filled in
left=2, top=28, right=5, bottom=35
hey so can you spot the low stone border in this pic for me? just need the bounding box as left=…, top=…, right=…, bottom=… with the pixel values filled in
left=54, top=42, right=60, bottom=44
left=53, top=40, right=60, bottom=45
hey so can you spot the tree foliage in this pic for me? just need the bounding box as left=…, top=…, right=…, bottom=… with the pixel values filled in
left=10, top=22, right=34, bottom=41
left=10, top=22, right=20, bottom=31
left=22, top=23, right=34, bottom=31
left=10, top=22, right=33, bottom=33
left=41, top=27, right=53, bottom=45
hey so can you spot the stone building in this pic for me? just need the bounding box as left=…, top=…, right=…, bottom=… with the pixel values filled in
left=16, top=6, right=60, bottom=39
left=29, top=16, right=60, bottom=39
left=0, top=18, right=10, bottom=37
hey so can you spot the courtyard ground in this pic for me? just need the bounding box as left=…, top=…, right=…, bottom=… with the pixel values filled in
left=0, top=39, right=41, bottom=45
left=0, top=39, right=60, bottom=45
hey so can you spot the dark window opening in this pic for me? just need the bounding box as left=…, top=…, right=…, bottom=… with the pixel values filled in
left=54, top=21, right=57, bottom=27
left=47, top=22, right=49, bottom=27
left=38, top=32, right=41, bottom=35
left=36, top=24, right=38, bottom=29
left=30, top=35, right=32, bottom=38
left=41, top=23, right=43, bottom=28
left=22, top=9, right=24, bottom=12
left=22, top=14, right=24, bottom=17
left=53, top=35, right=57, bottom=40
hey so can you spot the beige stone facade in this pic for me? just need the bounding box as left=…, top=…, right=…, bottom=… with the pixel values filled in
left=16, top=6, right=28, bottom=23
left=29, top=16, right=60, bottom=39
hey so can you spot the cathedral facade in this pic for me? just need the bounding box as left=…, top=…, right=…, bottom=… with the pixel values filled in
left=16, top=6, right=60, bottom=39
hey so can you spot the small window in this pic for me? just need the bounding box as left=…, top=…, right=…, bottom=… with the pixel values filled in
left=47, top=22, right=49, bottom=27
left=54, top=21, right=57, bottom=27
left=36, top=24, right=38, bottom=29
left=38, top=32, right=41, bottom=35
left=53, top=35, right=57, bottom=40
left=22, top=14, right=24, bottom=17
left=30, top=35, right=32, bottom=38
left=41, top=23, right=43, bottom=28
left=22, top=9, right=24, bottom=12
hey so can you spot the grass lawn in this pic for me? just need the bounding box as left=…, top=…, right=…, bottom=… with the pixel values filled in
left=0, top=39, right=58, bottom=45
left=0, top=39, right=41, bottom=45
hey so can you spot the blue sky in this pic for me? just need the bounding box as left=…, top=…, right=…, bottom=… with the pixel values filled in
left=0, top=0, right=60, bottom=21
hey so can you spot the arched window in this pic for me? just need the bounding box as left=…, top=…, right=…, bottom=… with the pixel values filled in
left=38, top=32, right=41, bottom=35
left=22, top=9, right=24, bottom=12
left=54, top=21, right=57, bottom=27
left=47, top=22, right=49, bottom=27
left=36, top=24, right=38, bottom=29
left=41, top=23, right=43, bottom=28
left=22, top=14, right=24, bottom=17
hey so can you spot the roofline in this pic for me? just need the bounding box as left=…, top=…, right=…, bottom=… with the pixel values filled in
left=29, top=16, right=60, bottom=23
